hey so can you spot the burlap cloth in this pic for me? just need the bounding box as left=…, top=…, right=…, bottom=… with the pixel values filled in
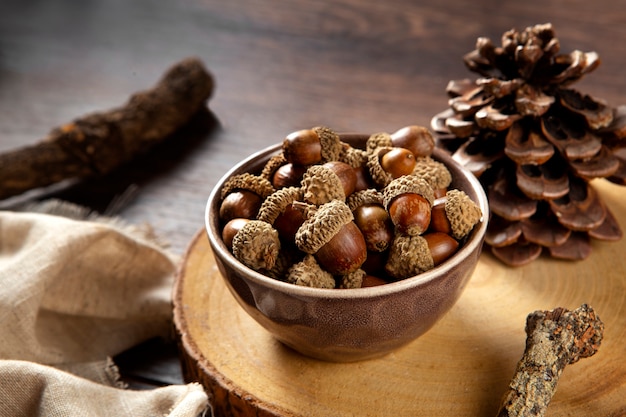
left=0, top=208, right=209, bottom=416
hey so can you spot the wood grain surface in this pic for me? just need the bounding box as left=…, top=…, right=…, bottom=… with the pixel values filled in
left=2, top=0, right=626, bottom=406
left=175, top=179, right=626, bottom=417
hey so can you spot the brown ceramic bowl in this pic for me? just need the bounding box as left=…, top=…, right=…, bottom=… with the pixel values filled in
left=205, top=134, right=488, bottom=362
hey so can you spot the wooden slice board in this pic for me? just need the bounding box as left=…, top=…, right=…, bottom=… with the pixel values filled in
left=173, top=179, right=626, bottom=417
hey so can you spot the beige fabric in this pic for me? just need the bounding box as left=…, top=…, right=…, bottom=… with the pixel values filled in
left=0, top=360, right=208, bottom=417
left=0, top=210, right=209, bottom=416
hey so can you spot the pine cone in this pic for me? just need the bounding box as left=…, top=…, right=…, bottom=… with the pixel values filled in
left=431, top=23, right=626, bottom=266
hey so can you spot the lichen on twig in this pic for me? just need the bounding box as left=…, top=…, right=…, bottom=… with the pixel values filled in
left=497, top=304, right=604, bottom=417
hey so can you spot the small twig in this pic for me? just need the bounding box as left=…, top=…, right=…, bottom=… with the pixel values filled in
left=0, top=57, right=214, bottom=200
left=497, top=304, right=604, bottom=417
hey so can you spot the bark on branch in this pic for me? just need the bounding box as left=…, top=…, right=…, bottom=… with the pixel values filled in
left=0, top=57, right=214, bottom=200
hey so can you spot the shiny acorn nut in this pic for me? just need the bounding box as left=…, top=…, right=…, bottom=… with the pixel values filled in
left=295, top=200, right=367, bottom=275
left=380, top=147, right=416, bottom=179
left=219, top=173, right=275, bottom=223
left=361, top=274, right=388, bottom=287
left=222, top=218, right=251, bottom=249
left=390, top=125, right=436, bottom=158
left=383, top=175, right=435, bottom=236
left=428, top=198, right=452, bottom=235
left=219, top=190, right=263, bottom=223
left=282, top=126, right=342, bottom=166
left=360, top=249, right=389, bottom=277
left=273, top=203, right=307, bottom=243
left=353, top=204, right=394, bottom=252
left=387, top=193, right=432, bottom=236
left=314, top=221, right=367, bottom=275
left=423, top=232, right=459, bottom=266
left=272, top=163, right=307, bottom=189
left=283, top=129, right=321, bottom=166
left=353, top=165, right=373, bottom=192
left=323, top=160, right=357, bottom=197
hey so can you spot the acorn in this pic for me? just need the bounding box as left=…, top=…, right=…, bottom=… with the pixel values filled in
left=286, top=254, right=336, bottom=288
left=231, top=220, right=281, bottom=272
left=430, top=189, right=483, bottom=240
left=429, top=198, right=453, bottom=235
left=361, top=274, right=388, bottom=287
left=390, top=125, right=436, bottom=158
left=256, top=186, right=306, bottom=243
left=221, top=218, right=250, bottom=249
left=323, top=160, right=357, bottom=197
left=423, top=232, right=460, bottom=265
left=380, top=147, right=417, bottom=179
left=366, top=147, right=394, bottom=188
left=383, top=175, right=435, bottom=236
left=219, top=173, right=275, bottom=223
left=282, top=126, right=342, bottom=166
left=272, top=163, right=308, bottom=189
left=294, top=200, right=367, bottom=275
left=347, top=189, right=394, bottom=252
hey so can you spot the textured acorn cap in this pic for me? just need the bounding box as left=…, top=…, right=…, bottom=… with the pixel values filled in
left=346, top=189, right=384, bottom=211
left=286, top=254, right=336, bottom=288
left=264, top=249, right=299, bottom=281
left=257, top=186, right=303, bottom=225
left=412, top=157, right=453, bottom=191
left=385, top=235, right=434, bottom=279
left=382, top=175, right=435, bottom=209
left=366, top=132, right=393, bottom=154
left=367, top=147, right=395, bottom=188
left=313, top=126, right=343, bottom=163
left=338, top=268, right=366, bottom=289
left=260, top=152, right=287, bottom=180
left=220, top=173, right=275, bottom=200
left=301, top=165, right=345, bottom=205
left=295, top=200, right=353, bottom=254
left=338, top=143, right=369, bottom=168
left=232, top=220, right=281, bottom=272
left=445, top=189, right=483, bottom=239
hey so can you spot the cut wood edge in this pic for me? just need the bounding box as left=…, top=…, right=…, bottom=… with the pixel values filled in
left=172, top=229, right=297, bottom=417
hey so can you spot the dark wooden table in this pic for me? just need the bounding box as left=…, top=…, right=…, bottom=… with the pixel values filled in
left=2, top=0, right=626, bottom=394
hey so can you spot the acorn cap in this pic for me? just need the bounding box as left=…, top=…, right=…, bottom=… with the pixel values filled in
left=260, top=152, right=287, bottom=180
left=445, top=189, right=483, bottom=239
left=295, top=200, right=353, bottom=254
left=286, top=254, right=336, bottom=288
left=232, top=220, right=281, bottom=272
left=385, top=235, right=434, bottom=279
left=366, top=132, right=393, bottom=154
left=346, top=189, right=384, bottom=211
left=313, top=126, right=343, bottom=163
left=367, top=147, right=395, bottom=188
left=338, top=268, right=366, bottom=289
left=264, top=249, right=299, bottom=281
left=301, top=165, right=345, bottom=205
left=412, top=157, right=453, bottom=190
left=339, top=144, right=369, bottom=168
left=257, top=186, right=303, bottom=225
left=382, top=175, right=435, bottom=209
left=220, top=173, right=275, bottom=200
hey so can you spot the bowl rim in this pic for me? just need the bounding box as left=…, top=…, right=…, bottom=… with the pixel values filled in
left=206, top=133, right=489, bottom=299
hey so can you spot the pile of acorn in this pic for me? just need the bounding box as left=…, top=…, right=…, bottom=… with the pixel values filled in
left=218, top=126, right=483, bottom=289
